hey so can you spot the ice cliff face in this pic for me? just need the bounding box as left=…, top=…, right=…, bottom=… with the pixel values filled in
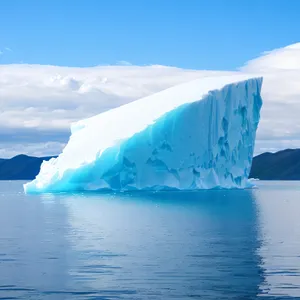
left=24, top=75, right=263, bottom=193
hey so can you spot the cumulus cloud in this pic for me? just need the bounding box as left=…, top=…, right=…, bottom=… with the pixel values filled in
left=241, top=43, right=300, bottom=155
left=241, top=43, right=300, bottom=72
left=0, top=142, right=65, bottom=158
left=1, top=43, right=300, bottom=157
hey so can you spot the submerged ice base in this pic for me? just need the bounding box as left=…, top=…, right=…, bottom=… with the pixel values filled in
left=24, top=75, right=263, bottom=193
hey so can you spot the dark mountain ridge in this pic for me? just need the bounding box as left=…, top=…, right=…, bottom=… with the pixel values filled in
left=0, top=154, right=56, bottom=180
left=249, top=148, right=300, bottom=180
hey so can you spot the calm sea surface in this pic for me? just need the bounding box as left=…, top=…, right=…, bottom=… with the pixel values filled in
left=1, top=181, right=300, bottom=299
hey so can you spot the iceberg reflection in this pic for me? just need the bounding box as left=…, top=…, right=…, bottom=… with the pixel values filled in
left=64, top=189, right=264, bottom=298
left=254, top=181, right=300, bottom=298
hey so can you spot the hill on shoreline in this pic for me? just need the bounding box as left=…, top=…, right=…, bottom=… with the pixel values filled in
left=249, top=149, right=300, bottom=180
left=0, top=154, right=56, bottom=180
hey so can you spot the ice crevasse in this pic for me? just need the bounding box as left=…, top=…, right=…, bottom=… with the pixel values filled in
left=24, top=75, right=263, bottom=193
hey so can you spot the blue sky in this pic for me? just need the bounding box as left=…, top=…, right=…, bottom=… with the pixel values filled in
left=1, top=0, right=300, bottom=70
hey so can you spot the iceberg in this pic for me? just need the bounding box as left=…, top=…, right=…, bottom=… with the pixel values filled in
left=24, top=75, right=263, bottom=193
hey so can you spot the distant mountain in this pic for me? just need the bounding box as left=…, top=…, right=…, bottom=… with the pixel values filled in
left=249, top=149, right=300, bottom=180
left=0, top=155, right=56, bottom=180
left=1, top=149, right=300, bottom=181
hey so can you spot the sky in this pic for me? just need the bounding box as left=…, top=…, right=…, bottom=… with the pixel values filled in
left=1, top=0, right=300, bottom=69
left=1, top=0, right=300, bottom=158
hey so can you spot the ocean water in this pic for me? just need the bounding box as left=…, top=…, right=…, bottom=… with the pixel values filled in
left=1, top=181, right=300, bottom=299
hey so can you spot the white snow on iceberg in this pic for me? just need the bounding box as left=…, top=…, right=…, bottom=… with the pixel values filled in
left=24, top=75, right=263, bottom=193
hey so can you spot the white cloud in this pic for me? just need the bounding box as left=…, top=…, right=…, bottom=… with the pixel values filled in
left=0, top=47, right=12, bottom=56
left=241, top=43, right=300, bottom=72
left=116, top=60, right=132, bottom=66
left=0, top=142, right=64, bottom=158
left=1, top=43, right=300, bottom=158
left=240, top=43, right=300, bottom=155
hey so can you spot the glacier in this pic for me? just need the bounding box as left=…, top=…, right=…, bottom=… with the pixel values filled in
left=24, top=75, right=263, bottom=193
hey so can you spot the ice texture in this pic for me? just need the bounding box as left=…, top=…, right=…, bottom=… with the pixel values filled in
left=24, top=75, right=263, bottom=193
